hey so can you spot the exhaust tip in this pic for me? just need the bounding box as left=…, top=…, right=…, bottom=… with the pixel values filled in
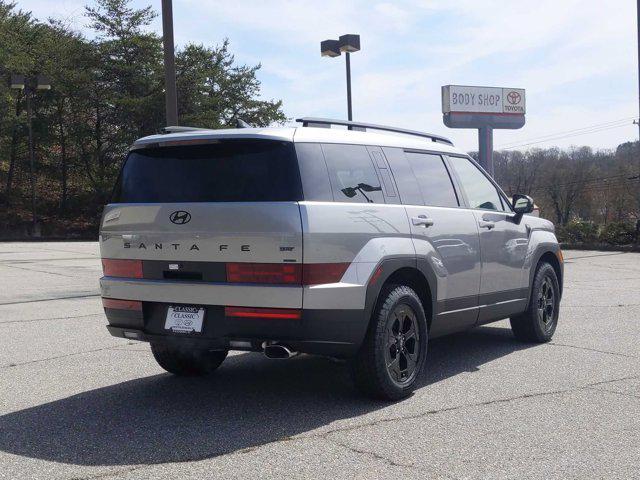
left=263, top=343, right=298, bottom=359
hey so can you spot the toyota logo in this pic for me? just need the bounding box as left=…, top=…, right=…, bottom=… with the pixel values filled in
left=507, top=91, right=521, bottom=105
left=169, top=211, right=191, bottom=225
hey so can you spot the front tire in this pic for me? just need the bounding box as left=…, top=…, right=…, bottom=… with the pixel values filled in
left=151, top=343, right=228, bottom=376
left=351, top=285, right=428, bottom=400
left=510, top=262, right=560, bottom=343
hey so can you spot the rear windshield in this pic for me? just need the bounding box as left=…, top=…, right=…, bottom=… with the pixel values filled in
left=113, top=140, right=302, bottom=203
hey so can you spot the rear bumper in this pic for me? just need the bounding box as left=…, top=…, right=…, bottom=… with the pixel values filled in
left=104, top=302, right=366, bottom=358
left=100, top=276, right=303, bottom=308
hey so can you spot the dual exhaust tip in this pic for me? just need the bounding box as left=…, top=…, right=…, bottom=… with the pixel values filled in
left=262, top=342, right=298, bottom=359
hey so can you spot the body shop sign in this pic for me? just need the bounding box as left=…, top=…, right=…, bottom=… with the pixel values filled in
left=442, top=85, right=525, bottom=115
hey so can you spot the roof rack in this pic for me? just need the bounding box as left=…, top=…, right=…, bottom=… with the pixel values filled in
left=295, top=117, right=453, bottom=146
left=161, top=125, right=209, bottom=134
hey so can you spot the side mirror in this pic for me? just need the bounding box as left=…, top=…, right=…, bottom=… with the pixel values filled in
left=512, top=194, right=534, bottom=215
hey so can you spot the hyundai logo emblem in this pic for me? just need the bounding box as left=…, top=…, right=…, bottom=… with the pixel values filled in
left=169, top=210, right=191, bottom=225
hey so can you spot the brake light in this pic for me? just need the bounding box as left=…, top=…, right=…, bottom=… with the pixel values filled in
left=225, top=262, right=349, bottom=285
left=226, top=263, right=302, bottom=284
left=224, top=306, right=301, bottom=320
left=102, top=298, right=142, bottom=311
left=303, top=263, right=350, bottom=285
left=102, top=259, right=143, bottom=278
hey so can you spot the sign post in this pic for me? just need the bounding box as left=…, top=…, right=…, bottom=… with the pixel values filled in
left=442, top=85, right=526, bottom=177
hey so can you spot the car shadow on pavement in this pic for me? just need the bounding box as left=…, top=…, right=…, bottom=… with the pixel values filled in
left=0, top=325, right=529, bottom=466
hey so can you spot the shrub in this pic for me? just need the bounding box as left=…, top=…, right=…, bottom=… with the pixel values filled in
left=598, top=222, right=636, bottom=245
left=557, top=220, right=599, bottom=244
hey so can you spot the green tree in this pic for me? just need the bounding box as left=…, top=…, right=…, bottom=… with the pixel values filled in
left=177, top=41, right=286, bottom=128
left=83, top=0, right=164, bottom=199
left=0, top=1, right=36, bottom=201
left=0, top=0, right=286, bottom=236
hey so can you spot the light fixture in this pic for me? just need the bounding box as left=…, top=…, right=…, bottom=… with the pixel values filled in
left=36, top=75, right=51, bottom=90
left=338, top=34, right=360, bottom=53
left=10, top=74, right=25, bottom=90
left=320, top=39, right=341, bottom=57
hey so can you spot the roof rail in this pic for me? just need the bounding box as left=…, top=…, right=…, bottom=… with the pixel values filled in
left=295, top=117, right=453, bottom=146
left=161, top=125, right=209, bottom=134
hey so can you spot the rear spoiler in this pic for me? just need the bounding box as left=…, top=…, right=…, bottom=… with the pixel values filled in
left=162, top=126, right=208, bottom=134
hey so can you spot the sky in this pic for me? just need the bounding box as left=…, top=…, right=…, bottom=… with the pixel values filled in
left=15, top=0, right=640, bottom=152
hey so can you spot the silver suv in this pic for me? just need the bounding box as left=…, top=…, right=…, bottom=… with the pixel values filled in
left=99, top=117, right=563, bottom=400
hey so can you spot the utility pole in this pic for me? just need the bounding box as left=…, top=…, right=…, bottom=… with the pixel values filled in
left=161, top=0, right=178, bottom=126
left=637, top=0, right=640, bottom=243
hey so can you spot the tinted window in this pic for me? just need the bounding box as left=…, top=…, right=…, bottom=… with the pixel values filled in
left=322, top=144, right=384, bottom=203
left=382, top=147, right=424, bottom=205
left=114, top=140, right=301, bottom=203
left=295, top=143, right=332, bottom=201
left=448, top=156, right=502, bottom=210
left=405, top=152, right=458, bottom=207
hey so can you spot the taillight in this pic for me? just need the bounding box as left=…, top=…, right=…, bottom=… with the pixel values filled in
left=303, top=263, right=350, bottom=285
left=226, top=263, right=302, bottom=284
left=225, top=262, right=349, bottom=285
left=102, top=298, right=142, bottom=311
left=102, top=259, right=143, bottom=278
left=225, top=306, right=301, bottom=320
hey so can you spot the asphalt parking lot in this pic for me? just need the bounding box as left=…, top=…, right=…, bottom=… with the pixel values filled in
left=0, top=242, right=638, bottom=479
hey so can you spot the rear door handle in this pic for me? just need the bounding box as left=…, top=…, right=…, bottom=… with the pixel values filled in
left=478, top=220, right=495, bottom=230
left=412, top=215, right=434, bottom=228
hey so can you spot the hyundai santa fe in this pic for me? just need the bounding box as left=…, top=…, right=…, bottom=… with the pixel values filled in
left=99, top=117, right=563, bottom=400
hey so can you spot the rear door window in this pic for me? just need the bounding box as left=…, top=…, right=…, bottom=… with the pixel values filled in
left=113, top=140, right=302, bottom=203
left=382, top=147, right=424, bottom=205
left=322, top=143, right=384, bottom=204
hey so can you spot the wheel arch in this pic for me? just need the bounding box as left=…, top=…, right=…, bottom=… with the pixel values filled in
left=527, top=248, right=563, bottom=309
left=364, top=259, right=436, bottom=334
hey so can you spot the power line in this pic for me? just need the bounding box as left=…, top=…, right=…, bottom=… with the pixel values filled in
left=498, top=117, right=637, bottom=147
left=499, top=123, right=637, bottom=150
left=496, top=118, right=638, bottom=150
left=535, top=181, right=631, bottom=194
left=504, top=174, right=638, bottom=194
left=497, top=117, right=637, bottom=148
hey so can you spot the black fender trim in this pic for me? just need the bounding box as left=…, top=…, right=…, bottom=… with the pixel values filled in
left=361, top=257, right=437, bottom=344
left=526, top=245, right=563, bottom=309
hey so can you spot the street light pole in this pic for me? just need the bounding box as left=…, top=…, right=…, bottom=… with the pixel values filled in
left=25, top=89, right=37, bottom=233
left=345, top=52, right=353, bottom=121
left=9, top=74, right=50, bottom=236
left=161, top=0, right=178, bottom=126
left=321, top=34, right=360, bottom=122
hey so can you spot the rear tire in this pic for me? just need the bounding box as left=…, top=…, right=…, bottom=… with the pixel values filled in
left=151, top=343, right=228, bottom=376
left=510, top=262, right=560, bottom=343
left=351, top=285, right=428, bottom=400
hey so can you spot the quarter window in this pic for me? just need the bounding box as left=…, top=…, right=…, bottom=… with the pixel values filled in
left=322, top=144, right=384, bottom=203
left=448, top=156, right=503, bottom=211
left=295, top=143, right=333, bottom=201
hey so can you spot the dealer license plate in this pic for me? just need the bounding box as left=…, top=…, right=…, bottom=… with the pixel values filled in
left=164, top=306, right=205, bottom=334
